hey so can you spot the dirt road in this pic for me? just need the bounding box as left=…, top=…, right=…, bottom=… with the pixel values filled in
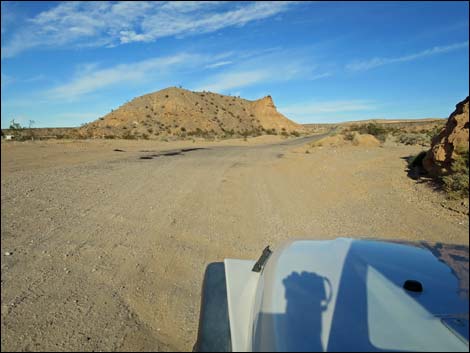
left=1, top=136, right=468, bottom=351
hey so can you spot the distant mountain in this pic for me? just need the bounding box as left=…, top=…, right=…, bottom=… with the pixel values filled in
left=337, top=118, right=445, bottom=125
left=302, top=118, right=446, bottom=133
left=80, top=87, right=303, bottom=139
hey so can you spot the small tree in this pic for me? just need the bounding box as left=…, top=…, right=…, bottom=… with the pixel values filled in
left=9, top=119, right=22, bottom=130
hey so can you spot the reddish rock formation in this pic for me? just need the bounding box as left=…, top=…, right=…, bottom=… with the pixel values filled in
left=423, top=97, right=469, bottom=176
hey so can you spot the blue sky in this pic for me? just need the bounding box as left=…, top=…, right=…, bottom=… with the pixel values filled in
left=1, top=1, right=469, bottom=127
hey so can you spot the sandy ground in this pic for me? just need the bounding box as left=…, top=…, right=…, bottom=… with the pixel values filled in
left=1, top=136, right=468, bottom=351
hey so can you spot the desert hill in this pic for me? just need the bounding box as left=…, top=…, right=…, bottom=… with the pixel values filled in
left=80, top=87, right=303, bottom=139
left=303, top=118, right=446, bottom=133
left=339, top=118, right=445, bottom=125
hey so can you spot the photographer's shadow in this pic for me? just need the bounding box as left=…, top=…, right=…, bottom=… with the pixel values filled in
left=282, top=271, right=332, bottom=351
left=254, top=271, right=331, bottom=352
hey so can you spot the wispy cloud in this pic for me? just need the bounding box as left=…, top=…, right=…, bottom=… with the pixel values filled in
left=278, top=99, right=376, bottom=122
left=1, top=73, right=47, bottom=92
left=1, top=72, right=15, bottom=88
left=44, top=45, right=328, bottom=100
left=1, top=2, right=11, bottom=35
left=46, top=53, right=200, bottom=100
left=195, top=67, right=330, bottom=93
left=205, top=60, right=233, bottom=69
left=195, top=69, right=272, bottom=92
left=2, top=1, right=299, bottom=58
left=195, top=47, right=330, bottom=93
left=346, top=41, right=469, bottom=71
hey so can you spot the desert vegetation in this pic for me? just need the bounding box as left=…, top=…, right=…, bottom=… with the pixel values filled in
left=342, top=122, right=444, bottom=146
left=441, top=147, right=469, bottom=199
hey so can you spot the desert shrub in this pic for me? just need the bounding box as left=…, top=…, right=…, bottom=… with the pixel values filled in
left=426, top=125, right=444, bottom=139
left=349, top=123, right=387, bottom=142
left=442, top=149, right=469, bottom=199
left=290, top=130, right=300, bottom=137
left=147, top=128, right=153, bottom=133
left=122, top=131, right=135, bottom=139
left=266, top=128, right=277, bottom=135
left=9, top=119, right=23, bottom=130
left=397, top=133, right=429, bottom=146
left=344, top=131, right=355, bottom=141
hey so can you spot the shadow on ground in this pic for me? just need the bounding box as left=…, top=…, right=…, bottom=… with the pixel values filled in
left=401, top=154, right=444, bottom=193
left=139, top=148, right=208, bottom=160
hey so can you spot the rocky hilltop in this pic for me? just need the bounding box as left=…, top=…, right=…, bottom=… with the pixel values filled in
left=423, top=96, right=469, bottom=176
left=80, top=87, right=303, bottom=139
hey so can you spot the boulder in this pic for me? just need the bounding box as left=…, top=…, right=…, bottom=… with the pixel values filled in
left=423, top=97, right=469, bottom=176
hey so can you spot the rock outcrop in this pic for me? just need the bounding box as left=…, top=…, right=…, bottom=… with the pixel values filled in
left=423, top=97, right=469, bottom=176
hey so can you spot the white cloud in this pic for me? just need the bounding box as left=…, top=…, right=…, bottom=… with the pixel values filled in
left=346, top=41, right=469, bottom=71
left=195, top=69, right=272, bottom=92
left=278, top=99, right=376, bottom=122
left=43, top=45, right=328, bottom=100
left=2, top=1, right=298, bottom=58
left=195, top=46, right=330, bottom=93
left=195, top=66, right=329, bottom=93
left=47, top=53, right=199, bottom=100
left=205, top=60, right=233, bottom=69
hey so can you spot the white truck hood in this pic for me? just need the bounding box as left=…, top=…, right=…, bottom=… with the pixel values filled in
left=225, top=238, right=469, bottom=352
